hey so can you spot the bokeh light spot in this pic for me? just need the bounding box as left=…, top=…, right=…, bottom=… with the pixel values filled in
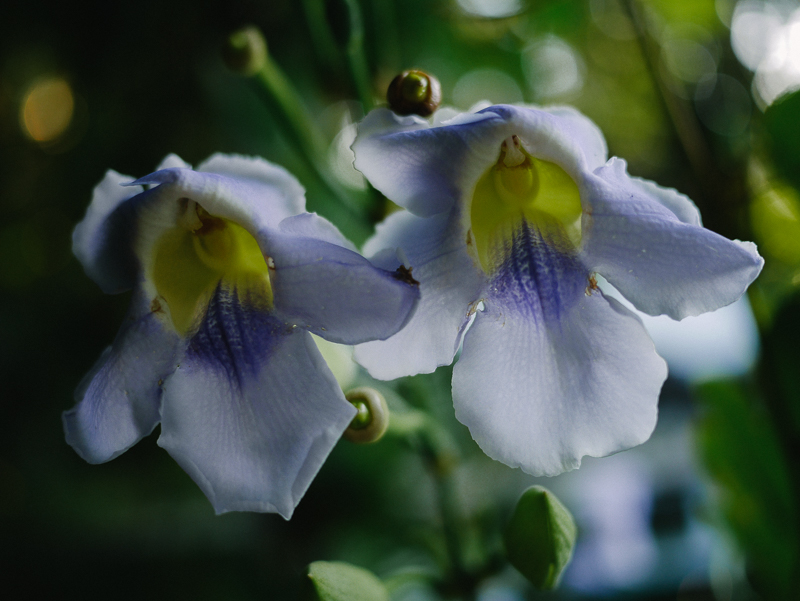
left=523, top=36, right=584, bottom=100
left=452, top=68, right=523, bottom=109
left=21, top=77, right=74, bottom=143
left=457, top=0, right=524, bottom=19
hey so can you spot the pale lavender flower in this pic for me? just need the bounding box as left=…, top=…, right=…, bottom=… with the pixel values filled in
left=64, top=153, right=419, bottom=517
left=352, top=105, right=763, bottom=476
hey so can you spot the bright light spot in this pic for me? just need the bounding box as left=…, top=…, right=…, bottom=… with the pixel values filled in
left=452, top=68, right=523, bottom=109
left=523, top=36, right=584, bottom=100
left=642, top=296, right=759, bottom=381
left=730, top=2, right=782, bottom=70
left=600, top=275, right=759, bottom=381
left=21, top=77, right=74, bottom=143
left=731, top=2, right=800, bottom=105
left=754, top=9, right=800, bottom=105
left=457, top=0, right=524, bottom=18
left=566, top=455, right=658, bottom=590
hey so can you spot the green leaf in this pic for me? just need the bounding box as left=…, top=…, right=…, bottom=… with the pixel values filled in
left=503, top=485, right=577, bottom=590
left=695, top=380, right=798, bottom=598
left=764, top=89, right=800, bottom=193
left=307, top=561, right=390, bottom=601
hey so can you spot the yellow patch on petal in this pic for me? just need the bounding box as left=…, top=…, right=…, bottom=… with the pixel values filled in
left=470, top=138, right=582, bottom=273
left=152, top=202, right=272, bottom=335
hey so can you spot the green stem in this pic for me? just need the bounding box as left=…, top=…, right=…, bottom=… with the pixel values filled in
left=619, top=0, right=750, bottom=240
left=432, top=467, right=478, bottom=601
left=249, top=57, right=371, bottom=239
left=301, top=0, right=345, bottom=76
left=341, top=0, right=375, bottom=112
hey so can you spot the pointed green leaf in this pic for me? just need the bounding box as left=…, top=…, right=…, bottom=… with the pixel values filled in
left=307, top=561, right=390, bottom=601
left=503, top=485, right=577, bottom=590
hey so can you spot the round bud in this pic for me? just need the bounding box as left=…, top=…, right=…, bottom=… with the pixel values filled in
left=387, top=70, right=442, bottom=117
left=343, top=387, right=389, bottom=443
left=222, top=26, right=268, bottom=76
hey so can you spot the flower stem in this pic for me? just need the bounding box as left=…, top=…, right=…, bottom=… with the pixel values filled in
left=248, top=49, right=372, bottom=241
left=619, top=0, right=750, bottom=240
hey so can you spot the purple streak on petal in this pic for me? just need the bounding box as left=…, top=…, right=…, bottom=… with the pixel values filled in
left=489, top=220, right=586, bottom=323
left=186, top=285, right=291, bottom=389
left=159, top=306, right=355, bottom=516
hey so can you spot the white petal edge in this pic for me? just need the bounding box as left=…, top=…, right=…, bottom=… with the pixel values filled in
left=159, top=329, right=355, bottom=518
left=354, top=209, right=485, bottom=380
left=452, top=291, right=666, bottom=476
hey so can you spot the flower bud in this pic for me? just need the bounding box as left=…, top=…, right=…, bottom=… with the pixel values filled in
left=222, top=26, right=268, bottom=76
left=387, top=70, right=442, bottom=117
left=343, top=387, right=389, bottom=443
left=503, top=486, right=577, bottom=590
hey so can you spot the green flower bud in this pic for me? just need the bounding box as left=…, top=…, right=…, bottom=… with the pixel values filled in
left=222, top=26, right=268, bottom=76
left=343, top=387, right=389, bottom=443
left=503, top=485, right=577, bottom=590
left=307, top=561, right=390, bottom=601
left=387, top=69, right=442, bottom=117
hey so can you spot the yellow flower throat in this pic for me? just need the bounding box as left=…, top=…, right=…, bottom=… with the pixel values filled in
left=152, top=201, right=273, bottom=335
left=469, top=136, right=582, bottom=273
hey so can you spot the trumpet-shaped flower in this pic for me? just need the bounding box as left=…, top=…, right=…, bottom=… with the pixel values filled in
left=64, top=153, right=419, bottom=517
left=352, top=105, right=763, bottom=476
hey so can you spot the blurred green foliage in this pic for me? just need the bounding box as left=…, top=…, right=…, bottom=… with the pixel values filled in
left=764, top=90, right=800, bottom=194
left=695, top=379, right=798, bottom=598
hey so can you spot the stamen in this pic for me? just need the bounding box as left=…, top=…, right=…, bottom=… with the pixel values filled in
left=502, top=135, right=526, bottom=167
left=177, top=198, right=203, bottom=232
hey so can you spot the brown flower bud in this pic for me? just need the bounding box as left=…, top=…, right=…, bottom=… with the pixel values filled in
left=386, top=69, right=442, bottom=117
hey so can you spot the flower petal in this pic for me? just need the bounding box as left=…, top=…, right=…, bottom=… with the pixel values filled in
left=131, top=155, right=306, bottom=234
left=583, top=159, right=764, bottom=319
left=278, top=212, right=357, bottom=252
left=157, top=286, right=355, bottom=517
left=539, top=105, right=608, bottom=171
left=452, top=291, right=666, bottom=476
left=156, top=153, right=192, bottom=170
left=263, top=227, right=420, bottom=345
left=353, top=108, right=505, bottom=216
left=198, top=153, right=306, bottom=218
left=353, top=105, right=604, bottom=218
left=72, top=170, right=144, bottom=293
left=353, top=209, right=485, bottom=379
left=63, top=290, right=180, bottom=463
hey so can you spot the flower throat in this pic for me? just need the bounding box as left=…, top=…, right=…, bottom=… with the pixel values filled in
left=469, top=136, right=582, bottom=273
left=152, top=200, right=273, bottom=335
